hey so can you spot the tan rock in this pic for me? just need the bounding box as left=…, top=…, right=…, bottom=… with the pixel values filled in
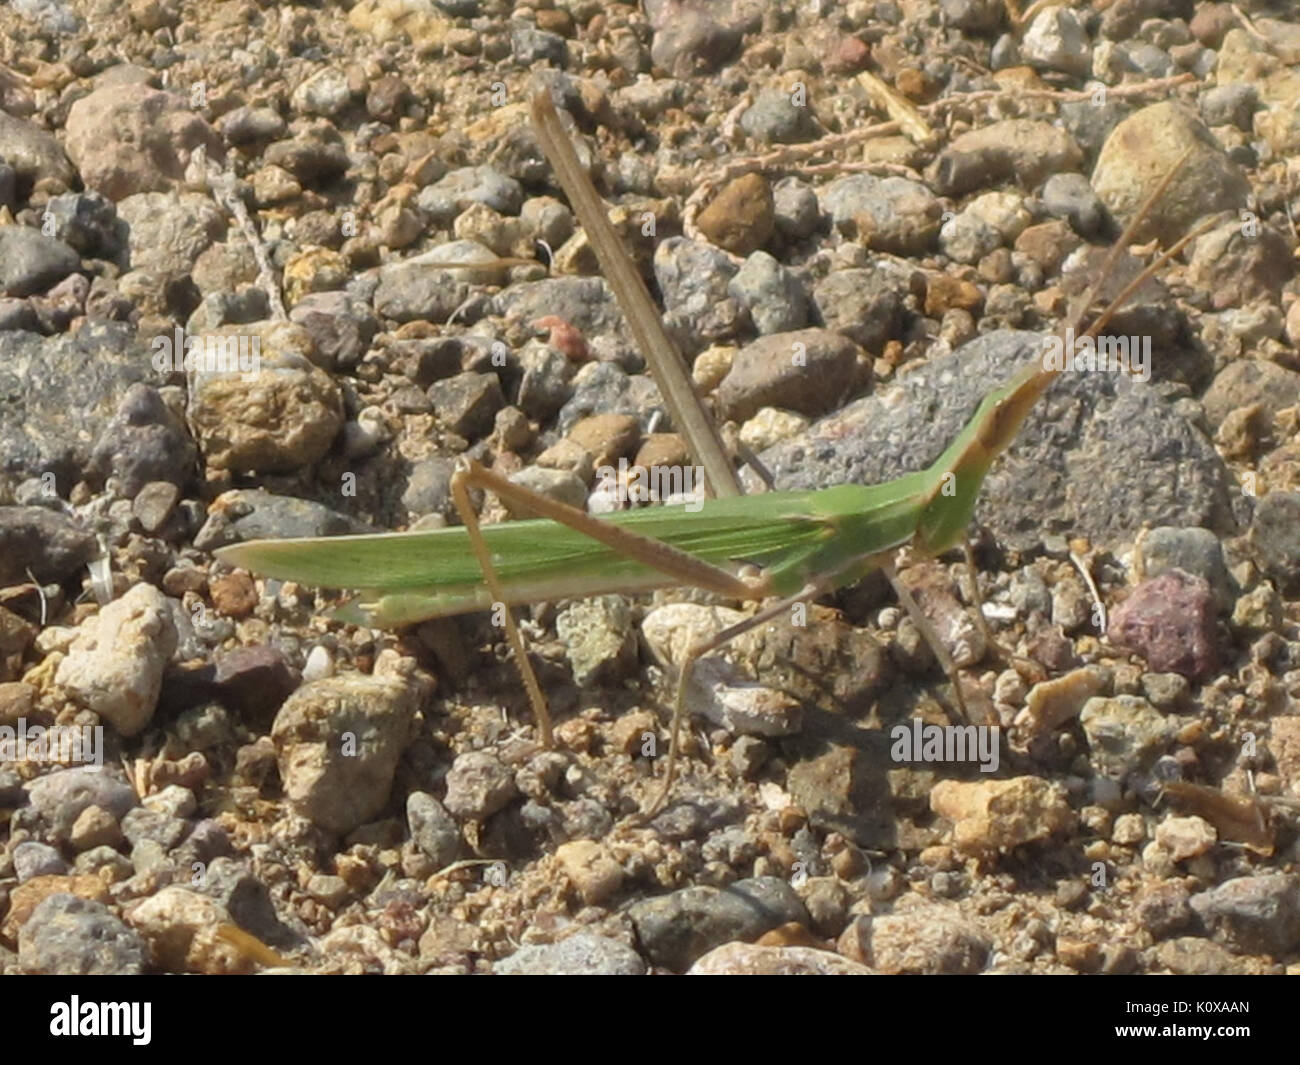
left=1020, top=666, right=1107, bottom=734
left=54, top=584, right=178, bottom=737
left=555, top=840, right=624, bottom=906
left=1155, top=814, right=1217, bottom=861
left=931, top=776, right=1075, bottom=854
left=127, top=886, right=252, bottom=974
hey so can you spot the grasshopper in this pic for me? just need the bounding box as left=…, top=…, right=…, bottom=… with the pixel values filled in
left=217, top=92, right=1212, bottom=817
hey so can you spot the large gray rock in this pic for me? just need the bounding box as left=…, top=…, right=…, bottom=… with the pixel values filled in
left=747, top=330, right=1235, bottom=552
left=0, top=321, right=155, bottom=496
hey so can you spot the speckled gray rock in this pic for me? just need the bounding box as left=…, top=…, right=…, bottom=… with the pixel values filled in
left=122, top=807, right=188, bottom=850
left=406, top=792, right=462, bottom=868
left=13, top=841, right=68, bottom=881
left=740, top=87, right=816, bottom=144
left=1201, top=359, right=1300, bottom=430
left=1041, top=172, right=1108, bottom=238
left=746, top=330, right=1235, bottom=552
left=1136, top=527, right=1234, bottom=610
left=18, top=894, right=147, bottom=975
left=492, top=276, right=630, bottom=349
left=416, top=166, right=523, bottom=224
left=1200, top=83, right=1258, bottom=130
left=939, top=212, right=1001, bottom=264
left=87, top=383, right=197, bottom=498
left=399, top=455, right=457, bottom=520
left=820, top=175, right=941, bottom=254
left=556, top=362, right=665, bottom=436
left=1249, top=492, right=1300, bottom=592
left=197, top=488, right=372, bottom=551
left=772, top=177, right=821, bottom=240
left=515, top=342, right=573, bottom=421
left=117, top=190, right=225, bottom=281
left=728, top=251, right=807, bottom=334
left=939, top=0, right=1003, bottom=32
left=428, top=371, right=504, bottom=439
left=373, top=253, right=477, bottom=324
left=1056, top=94, right=1132, bottom=156
left=55, top=584, right=179, bottom=736
left=494, top=933, right=646, bottom=975
left=198, top=857, right=300, bottom=946
left=811, top=266, right=907, bottom=352
left=645, top=0, right=741, bottom=77
left=556, top=595, right=636, bottom=686
left=627, top=876, right=810, bottom=972
left=1190, top=874, right=1300, bottom=956
left=288, top=290, right=378, bottom=371
left=0, top=320, right=155, bottom=494
left=654, top=237, right=746, bottom=349
left=0, top=227, right=81, bottom=297
left=511, top=23, right=566, bottom=64
left=1079, top=696, right=1177, bottom=782
left=24, top=767, right=138, bottom=842
left=442, top=751, right=518, bottom=821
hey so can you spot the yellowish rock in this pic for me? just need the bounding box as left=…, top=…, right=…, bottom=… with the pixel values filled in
left=282, top=246, right=349, bottom=308
left=1019, top=666, right=1107, bottom=734
left=1154, top=814, right=1217, bottom=862
left=347, top=0, right=449, bottom=51
left=127, top=886, right=252, bottom=975
left=930, top=776, right=1075, bottom=855
left=555, top=840, right=624, bottom=906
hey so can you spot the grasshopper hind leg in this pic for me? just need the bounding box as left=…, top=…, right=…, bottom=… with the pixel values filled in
left=634, top=579, right=821, bottom=823
left=882, top=559, right=973, bottom=724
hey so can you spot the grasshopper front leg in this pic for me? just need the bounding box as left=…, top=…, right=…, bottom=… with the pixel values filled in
left=449, top=457, right=768, bottom=812
left=449, top=461, right=554, bottom=747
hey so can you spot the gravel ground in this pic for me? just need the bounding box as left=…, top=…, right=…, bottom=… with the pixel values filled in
left=2, top=0, right=1300, bottom=976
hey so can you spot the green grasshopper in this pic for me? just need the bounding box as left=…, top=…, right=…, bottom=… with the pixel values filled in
left=216, top=94, right=1209, bottom=817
